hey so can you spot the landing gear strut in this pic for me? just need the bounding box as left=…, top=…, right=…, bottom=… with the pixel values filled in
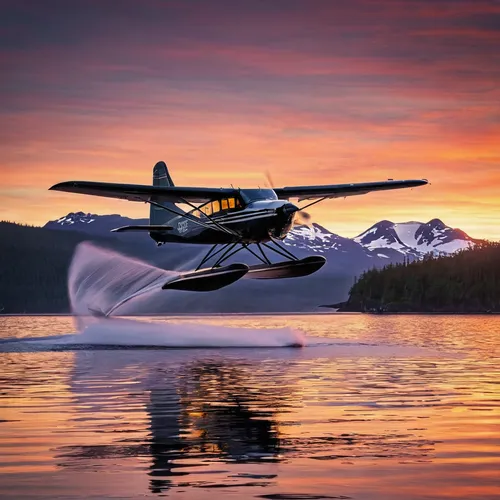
left=193, top=239, right=326, bottom=280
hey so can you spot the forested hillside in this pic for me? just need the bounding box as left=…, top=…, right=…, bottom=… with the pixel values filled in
left=0, top=222, right=90, bottom=312
left=342, top=242, right=500, bottom=312
left=0, top=222, right=354, bottom=314
left=0, top=222, right=157, bottom=313
left=5, top=219, right=488, bottom=315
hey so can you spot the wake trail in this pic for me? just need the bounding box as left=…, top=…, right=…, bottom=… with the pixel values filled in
left=0, top=243, right=438, bottom=355
left=0, top=322, right=436, bottom=359
left=6, top=318, right=303, bottom=348
left=68, top=242, right=176, bottom=319
left=66, top=242, right=306, bottom=348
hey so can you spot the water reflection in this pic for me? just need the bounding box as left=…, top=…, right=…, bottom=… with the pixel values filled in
left=1, top=315, right=499, bottom=499
left=178, top=362, right=284, bottom=458
left=58, top=353, right=292, bottom=493
left=147, top=381, right=185, bottom=494
left=148, top=361, right=285, bottom=493
left=52, top=350, right=445, bottom=495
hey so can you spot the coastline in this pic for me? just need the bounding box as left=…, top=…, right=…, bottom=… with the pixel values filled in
left=1, top=311, right=499, bottom=317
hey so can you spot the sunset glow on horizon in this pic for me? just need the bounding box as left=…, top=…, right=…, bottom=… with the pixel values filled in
left=1, top=0, right=499, bottom=239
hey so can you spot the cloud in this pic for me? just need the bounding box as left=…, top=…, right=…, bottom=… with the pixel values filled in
left=0, top=0, right=499, bottom=238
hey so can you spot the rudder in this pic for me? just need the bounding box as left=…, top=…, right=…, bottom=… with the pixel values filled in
left=150, top=161, right=179, bottom=225
left=153, top=160, right=175, bottom=188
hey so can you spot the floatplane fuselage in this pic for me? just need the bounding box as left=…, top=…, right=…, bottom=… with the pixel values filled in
left=50, top=161, right=428, bottom=293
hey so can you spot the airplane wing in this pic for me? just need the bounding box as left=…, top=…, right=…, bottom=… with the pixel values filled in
left=273, top=179, right=428, bottom=202
left=49, top=181, right=238, bottom=204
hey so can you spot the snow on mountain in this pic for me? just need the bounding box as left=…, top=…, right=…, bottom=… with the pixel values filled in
left=44, top=211, right=148, bottom=234
left=45, top=212, right=477, bottom=261
left=53, top=212, right=97, bottom=226
left=354, top=219, right=475, bottom=258
left=284, top=223, right=360, bottom=254
left=413, top=219, right=474, bottom=253
left=354, top=220, right=410, bottom=251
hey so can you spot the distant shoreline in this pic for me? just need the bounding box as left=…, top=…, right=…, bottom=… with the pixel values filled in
left=1, top=311, right=499, bottom=317
left=0, top=311, right=342, bottom=317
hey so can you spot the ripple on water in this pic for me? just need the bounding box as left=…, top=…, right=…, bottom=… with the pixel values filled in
left=0, top=314, right=499, bottom=500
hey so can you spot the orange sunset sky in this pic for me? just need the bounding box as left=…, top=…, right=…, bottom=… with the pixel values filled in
left=1, top=0, right=499, bottom=239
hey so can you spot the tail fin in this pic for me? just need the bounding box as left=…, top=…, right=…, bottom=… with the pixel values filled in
left=150, top=161, right=180, bottom=225
left=153, top=160, right=175, bottom=188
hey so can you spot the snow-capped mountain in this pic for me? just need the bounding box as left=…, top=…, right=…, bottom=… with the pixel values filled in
left=44, top=211, right=148, bottom=234
left=354, top=219, right=476, bottom=258
left=45, top=212, right=477, bottom=261
left=52, top=212, right=98, bottom=226
left=284, top=223, right=363, bottom=254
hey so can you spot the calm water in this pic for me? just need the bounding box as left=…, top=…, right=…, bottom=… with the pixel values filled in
left=0, top=314, right=499, bottom=499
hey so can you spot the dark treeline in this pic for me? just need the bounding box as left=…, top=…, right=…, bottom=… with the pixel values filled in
left=0, top=221, right=357, bottom=315
left=0, top=221, right=91, bottom=313
left=342, top=242, right=500, bottom=312
left=3, top=220, right=497, bottom=314
left=0, top=221, right=157, bottom=313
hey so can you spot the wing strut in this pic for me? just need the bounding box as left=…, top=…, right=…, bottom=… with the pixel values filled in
left=298, top=196, right=327, bottom=211
left=180, top=198, right=240, bottom=237
left=147, top=199, right=238, bottom=237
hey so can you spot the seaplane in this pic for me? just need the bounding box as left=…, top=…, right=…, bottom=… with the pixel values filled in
left=50, top=161, right=427, bottom=292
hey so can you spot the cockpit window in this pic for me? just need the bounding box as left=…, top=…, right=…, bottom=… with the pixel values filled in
left=197, top=197, right=241, bottom=217
left=240, top=189, right=277, bottom=203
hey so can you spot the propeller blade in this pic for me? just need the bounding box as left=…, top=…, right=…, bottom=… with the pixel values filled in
left=265, top=170, right=275, bottom=189
left=294, top=210, right=311, bottom=224
left=292, top=210, right=315, bottom=236
left=263, top=170, right=314, bottom=236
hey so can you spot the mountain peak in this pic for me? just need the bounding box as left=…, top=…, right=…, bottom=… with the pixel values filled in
left=354, top=218, right=475, bottom=258
left=426, top=218, right=446, bottom=229
left=45, top=211, right=148, bottom=234
left=311, top=222, right=332, bottom=233
left=367, top=219, right=394, bottom=230
left=354, top=220, right=408, bottom=255
left=44, top=211, right=476, bottom=261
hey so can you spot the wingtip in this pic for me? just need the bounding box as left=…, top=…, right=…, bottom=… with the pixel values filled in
left=405, top=179, right=429, bottom=187
left=49, top=181, right=74, bottom=191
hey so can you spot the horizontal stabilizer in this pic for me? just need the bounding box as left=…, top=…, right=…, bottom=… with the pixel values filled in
left=111, top=225, right=173, bottom=232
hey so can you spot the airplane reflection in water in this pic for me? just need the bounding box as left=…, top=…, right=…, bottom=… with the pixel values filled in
left=56, top=350, right=438, bottom=494
left=2, top=316, right=497, bottom=500
left=59, top=352, right=293, bottom=493
left=148, top=362, right=286, bottom=493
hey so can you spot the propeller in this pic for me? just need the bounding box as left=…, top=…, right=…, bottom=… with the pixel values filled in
left=294, top=209, right=312, bottom=226
left=265, top=171, right=316, bottom=234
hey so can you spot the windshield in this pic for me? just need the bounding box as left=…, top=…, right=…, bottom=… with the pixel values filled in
left=240, top=189, right=277, bottom=203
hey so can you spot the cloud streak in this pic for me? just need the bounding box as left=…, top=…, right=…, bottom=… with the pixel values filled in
left=0, top=0, right=499, bottom=239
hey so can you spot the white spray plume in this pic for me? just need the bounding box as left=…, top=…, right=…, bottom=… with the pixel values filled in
left=67, top=242, right=306, bottom=348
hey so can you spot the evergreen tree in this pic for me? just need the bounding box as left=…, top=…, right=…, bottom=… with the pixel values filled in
left=344, top=242, right=500, bottom=312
